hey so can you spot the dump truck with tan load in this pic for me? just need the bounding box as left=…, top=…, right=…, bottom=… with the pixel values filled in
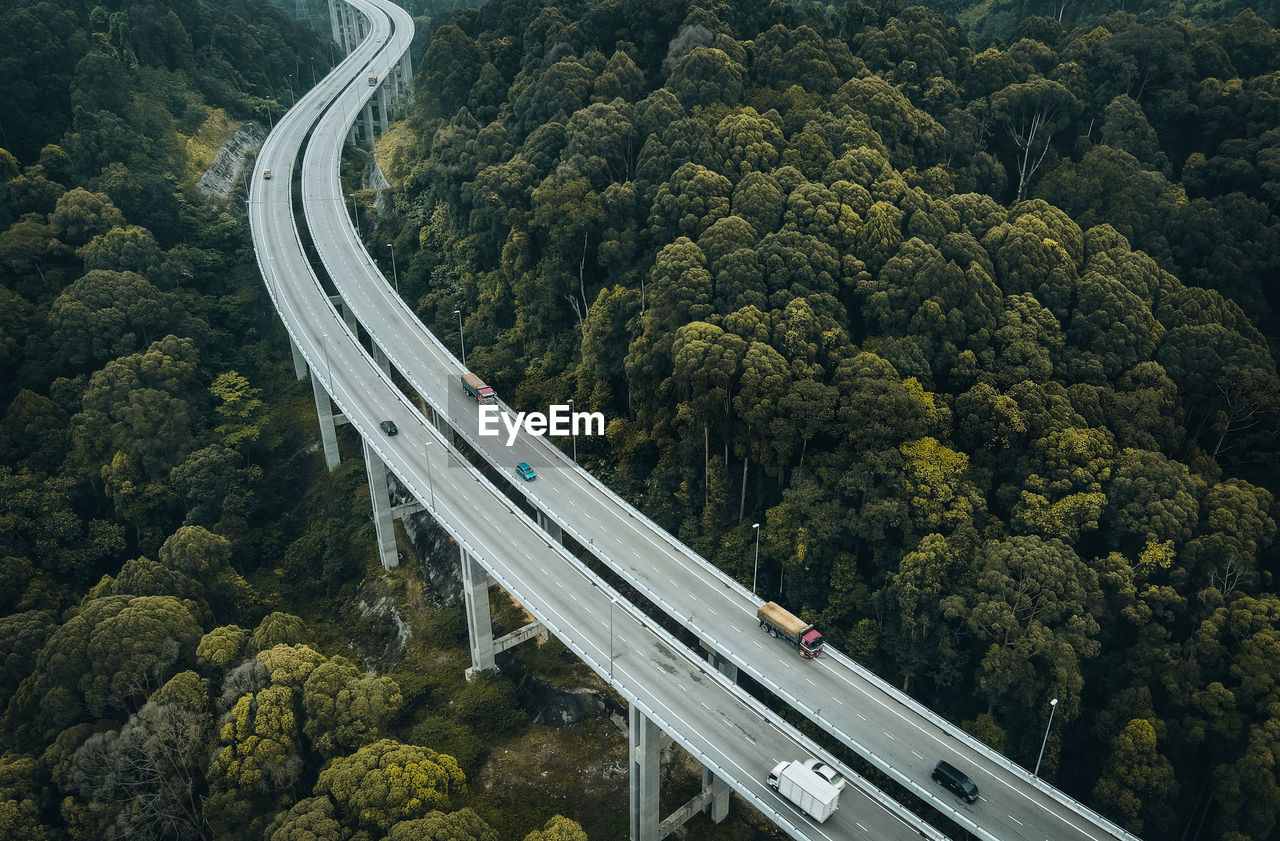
left=461, top=372, right=497, bottom=404
left=757, top=602, right=824, bottom=658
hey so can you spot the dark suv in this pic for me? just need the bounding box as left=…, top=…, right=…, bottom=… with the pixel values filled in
left=932, top=760, right=979, bottom=803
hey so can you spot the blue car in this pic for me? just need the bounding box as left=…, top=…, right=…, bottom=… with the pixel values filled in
left=516, top=462, right=536, bottom=481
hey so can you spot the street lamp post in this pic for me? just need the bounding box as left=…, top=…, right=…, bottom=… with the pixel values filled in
left=568, top=398, right=576, bottom=461
left=454, top=309, right=466, bottom=367
left=751, top=523, right=761, bottom=595
left=1034, top=697, right=1059, bottom=777
left=310, top=56, right=316, bottom=86
left=387, top=243, right=399, bottom=293
left=352, top=196, right=361, bottom=237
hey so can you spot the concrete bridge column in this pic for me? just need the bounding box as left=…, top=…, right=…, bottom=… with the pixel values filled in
left=461, top=547, right=496, bottom=678
left=698, top=646, right=736, bottom=824
left=337, top=2, right=353, bottom=52
left=289, top=335, right=308, bottom=381
left=363, top=439, right=399, bottom=568
left=310, top=374, right=341, bottom=470
left=327, top=0, right=341, bottom=48
left=372, top=343, right=391, bottom=375
left=335, top=297, right=358, bottom=334
left=535, top=509, right=564, bottom=544
left=362, top=101, right=377, bottom=144
left=400, top=54, right=413, bottom=92
left=630, top=706, right=661, bottom=841
left=376, top=85, right=389, bottom=131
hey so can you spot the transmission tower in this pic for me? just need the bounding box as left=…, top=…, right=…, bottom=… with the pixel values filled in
left=294, top=0, right=308, bottom=20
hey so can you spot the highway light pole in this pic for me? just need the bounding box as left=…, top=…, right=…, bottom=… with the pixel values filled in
left=751, top=523, right=761, bottom=595
left=568, top=398, right=576, bottom=460
left=387, top=243, right=398, bottom=293
left=454, top=309, right=466, bottom=367
left=1034, top=697, right=1059, bottom=776
left=310, top=56, right=316, bottom=86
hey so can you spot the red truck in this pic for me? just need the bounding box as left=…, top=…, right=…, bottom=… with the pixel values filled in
left=461, top=372, right=496, bottom=404
left=757, top=602, right=824, bottom=658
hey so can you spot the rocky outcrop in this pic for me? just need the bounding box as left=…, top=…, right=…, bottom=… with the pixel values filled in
left=197, top=121, right=267, bottom=202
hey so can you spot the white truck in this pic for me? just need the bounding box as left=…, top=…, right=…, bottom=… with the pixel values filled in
left=767, top=758, right=843, bottom=822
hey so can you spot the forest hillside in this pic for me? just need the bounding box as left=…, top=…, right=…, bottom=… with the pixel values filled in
left=372, top=0, right=1280, bottom=837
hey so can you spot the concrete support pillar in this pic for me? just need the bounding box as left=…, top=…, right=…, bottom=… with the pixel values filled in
left=701, top=768, right=730, bottom=824
left=337, top=2, right=352, bottom=52
left=327, top=0, right=341, bottom=48
left=372, top=343, right=391, bottom=375
left=461, top=547, right=496, bottom=678
left=376, top=86, right=389, bottom=131
left=310, top=374, right=341, bottom=470
left=363, top=439, right=399, bottom=568
left=289, top=335, right=308, bottom=381
left=703, top=646, right=739, bottom=684
left=362, top=101, right=376, bottom=145
left=630, top=706, right=661, bottom=841
left=535, top=509, right=563, bottom=544
left=400, top=53, right=413, bottom=94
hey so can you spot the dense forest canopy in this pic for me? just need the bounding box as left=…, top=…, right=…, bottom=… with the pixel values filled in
left=3, top=0, right=1280, bottom=837
left=0, top=0, right=594, bottom=839
left=370, top=0, right=1280, bottom=837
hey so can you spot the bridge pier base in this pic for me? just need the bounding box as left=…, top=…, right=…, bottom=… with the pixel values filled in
left=310, top=375, right=341, bottom=470
left=461, top=547, right=496, bottom=679
left=363, top=439, right=399, bottom=568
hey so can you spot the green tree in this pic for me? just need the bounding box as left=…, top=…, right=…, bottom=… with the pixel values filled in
left=49, top=187, right=124, bottom=246
left=943, top=535, right=1101, bottom=760
left=76, top=224, right=161, bottom=273
left=991, top=79, right=1079, bottom=201
left=523, top=815, right=588, bottom=841
left=265, top=796, right=348, bottom=841
left=666, top=47, right=744, bottom=108
left=208, top=683, right=302, bottom=793
left=387, top=808, right=496, bottom=841
left=196, top=625, right=248, bottom=671
left=251, top=612, right=307, bottom=651
left=315, top=739, right=466, bottom=833
left=302, top=656, right=403, bottom=758
left=48, top=269, right=171, bottom=369
left=1092, top=718, right=1177, bottom=834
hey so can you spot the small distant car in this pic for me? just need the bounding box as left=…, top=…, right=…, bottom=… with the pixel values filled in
left=516, top=462, right=536, bottom=481
left=932, top=760, right=979, bottom=803
left=379, top=420, right=398, bottom=436
left=262, top=169, right=272, bottom=179
left=368, top=74, right=377, bottom=85
left=809, top=761, right=847, bottom=792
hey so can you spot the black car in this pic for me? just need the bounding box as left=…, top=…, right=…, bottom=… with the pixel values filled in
left=379, top=420, right=398, bottom=436
left=932, top=760, right=979, bottom=803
